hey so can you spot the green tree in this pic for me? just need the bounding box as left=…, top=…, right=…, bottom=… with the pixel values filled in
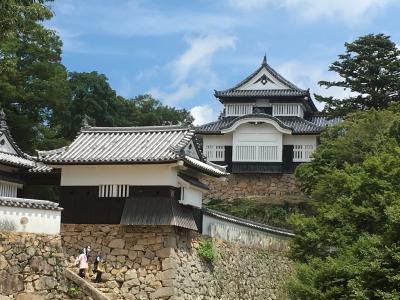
left=61, top=71, right=121, bottom=139
left=122, top=95, right=193, bottom=127
left=62, top=71, right=193, bottom=139
left=316, top=34, right=400, bottom=116
left=0, top=0, right=70, bottom=152
left=289, top=109, right=400, bottom=299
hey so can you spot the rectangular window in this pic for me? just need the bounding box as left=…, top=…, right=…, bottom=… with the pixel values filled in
left=225, top=104, right=253, bottom=116
left=293, top=145, right=315, bottom=162
left=233, top=145, right=279, bottom=162
left=98, top=185, right=130, bottom=198
left=272, top=104, right=303, bottom=117
left=204, top=145, right=225, bottom=161
left=0, top=182, right=18, bottom=197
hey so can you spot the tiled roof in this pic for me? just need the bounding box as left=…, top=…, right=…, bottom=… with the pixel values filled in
left=202, top=208, right=294, bottom=237
left=277, top=116, right=322, bottom=134
left=28, top=164, right=54, bottom=173
left=195, top=117, right=236, bottom=134
left=183, top=156, right=227, bottom=177
left=0, top=151, right=35, bottom=168
left=0, top=111, right=36, bottom=168
left=214, top=89, right=308, bottom=98
left=218, top=56, right=304, bottom=93
left=214, top=57, right=317, bottom=112
left=307, top=116, right=342, bottom=127
left=178, top=173, right=209, bottom=190
left=196, top=114, right=334, bottom=135
left=38, top=125, right=194, bottom=164
left=0, top=196, right=62, bottom=211
left=120, top=197, right=198, bottom=230
left=37, top=124, right=228, bottom=177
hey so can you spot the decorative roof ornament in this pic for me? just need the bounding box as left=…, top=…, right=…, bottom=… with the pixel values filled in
left=0, top=109, right=8, bottom=129
left=262, top=54, right=267, bottom=66
left=81, top=114, right=91, bottom=129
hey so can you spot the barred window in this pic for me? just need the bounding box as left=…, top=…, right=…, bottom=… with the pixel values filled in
left=204, top=145, right=225, bottom=161
left=98, top=185, right=130, bottom=198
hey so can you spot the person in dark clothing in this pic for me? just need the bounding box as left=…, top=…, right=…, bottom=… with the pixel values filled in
left=93, top=254, right=105, bottom=283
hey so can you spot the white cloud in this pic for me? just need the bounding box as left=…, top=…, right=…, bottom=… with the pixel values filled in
left=147, top=34, right=236, bottom=105
left=148, top=83, right=203, bottom=106
left=190, top=105, right=218, bottom=125
left=227, top=0, right=396, bottom=24
left=172, top=35, right=237, bottom=85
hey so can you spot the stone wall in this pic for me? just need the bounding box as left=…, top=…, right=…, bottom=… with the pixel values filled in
left=0, top=231, right=69, bottom=299
left=202, top=173, right=303, bottom=203
left=173, top=228, right=293, bottom=300
left=61, top=224, right=293, bottom=300
left=61, top=224, right=180, bottom=300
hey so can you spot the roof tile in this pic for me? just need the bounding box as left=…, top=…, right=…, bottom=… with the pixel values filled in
left=0, top=196, right=62, bottom=211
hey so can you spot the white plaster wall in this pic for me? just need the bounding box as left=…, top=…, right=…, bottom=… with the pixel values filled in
left=283, top=135, right=317, bottom=146
left=202, top=214, right=290, bottom=248
left=60, top=164, right=178, bottom=186
left=179, top=187, right=202, bottom=208
left=0, top=136, right=17, bottom=155
left=202, top=134, right=233, bottom=147
left=233, top=123, right=283, bottom=161
left=0, top=206, right=61, bottom=234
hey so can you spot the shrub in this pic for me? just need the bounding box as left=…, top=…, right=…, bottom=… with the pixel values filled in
left=206, top=198, right=310, bottom=229
left=197, top=238, right=216, bottom=263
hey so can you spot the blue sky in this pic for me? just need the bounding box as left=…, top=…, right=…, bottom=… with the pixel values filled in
left=48, top=0, right=400, bottom=124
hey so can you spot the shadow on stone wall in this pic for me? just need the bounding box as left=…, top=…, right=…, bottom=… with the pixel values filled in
left=61, top=224, right=293, bottom=300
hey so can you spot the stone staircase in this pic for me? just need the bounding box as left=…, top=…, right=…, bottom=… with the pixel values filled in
left=64, top=268, right=113, bottom=300
left=89, top=282, right=120, bottom=300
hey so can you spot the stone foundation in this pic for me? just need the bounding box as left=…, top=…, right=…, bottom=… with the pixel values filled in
left=61, top=224, right=293, bottom=300
left=173, top=228, right=293, bottom=300
left=0, top=231, right=69, bottom=299
left=61, top=224, right=180, bottom=300
left=202, top=173, right=304, bottom=203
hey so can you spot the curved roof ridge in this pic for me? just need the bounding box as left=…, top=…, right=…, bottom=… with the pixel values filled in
left=220, top=113, right=292, bottom=131
left=215, top=60, right=306, bottom=94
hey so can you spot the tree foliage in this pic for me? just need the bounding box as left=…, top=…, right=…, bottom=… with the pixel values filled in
left=0, top=1, right=192, bottom=153
left=289, top=109, right=400, bottom=299
left=316, top=34, right=400, bottom=116
left=0, top=0, right=69, bottom=152
left=61, top=71, right=193, bottom=140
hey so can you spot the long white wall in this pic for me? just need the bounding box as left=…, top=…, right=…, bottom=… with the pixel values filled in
left=202, top=214, right=291, bottom=249
left=202, top=134, right=233, bottom=147
left=60, top=164, right=179, bottom=186
left=283, top=135, right=317, bottom=146
left=0, top=206, right=61, bottom=234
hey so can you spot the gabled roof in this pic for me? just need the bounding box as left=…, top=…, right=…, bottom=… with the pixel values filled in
left=0, top=152, right=35, bottom=169
left=215, top=56, right=309, bottom=97
left=38, top=124, right=228, bottom=177
left=196, top=114, right=340, bottom=135
left=215, top=56, right=317, bottom=112
left=38, top=125, right=194, bottom=164
left=0, top=110, right=35, bottom=169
